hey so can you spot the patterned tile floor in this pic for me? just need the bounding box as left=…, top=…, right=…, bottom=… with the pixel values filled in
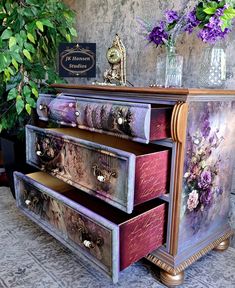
left=0, top=187, right=235, bottom=288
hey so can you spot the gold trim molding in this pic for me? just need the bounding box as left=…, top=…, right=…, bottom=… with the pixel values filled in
left=147, top=230, right=234, bottom=276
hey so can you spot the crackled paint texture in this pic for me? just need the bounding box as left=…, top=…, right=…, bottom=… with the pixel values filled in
left=64, top=0, right=235, bottom=88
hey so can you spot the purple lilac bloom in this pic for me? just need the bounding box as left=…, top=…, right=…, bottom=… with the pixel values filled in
left=201, top=119, right=211, bottom=138
left=165, top=10, right=179, bottom=24
left=200, top=188, right=213, bottom=206
left=185, top=9, right=200, bottom=34
left=148, top=21, right=169, bottom=46
left=198, top=12, right=231, bottom=43
left=198, top=170, right=212, bottom=190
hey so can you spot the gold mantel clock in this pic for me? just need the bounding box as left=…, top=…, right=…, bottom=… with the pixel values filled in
left=94, top=34, right=126, bottom=86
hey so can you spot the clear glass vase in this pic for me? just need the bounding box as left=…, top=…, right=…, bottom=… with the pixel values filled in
left=155, top=44, right=183, bottom=88
left=198, top=43, right=226, bottom=88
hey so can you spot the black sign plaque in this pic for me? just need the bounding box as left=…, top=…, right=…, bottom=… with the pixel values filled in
left=59, top=43, right=96, bottom=78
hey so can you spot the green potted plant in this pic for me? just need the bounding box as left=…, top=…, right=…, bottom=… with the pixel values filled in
left=0, top=0, right=77, bottom=196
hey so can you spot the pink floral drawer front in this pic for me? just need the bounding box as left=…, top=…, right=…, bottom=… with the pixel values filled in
left=37, top=94, right=172, bottom=143
left=26, top=125, right=170, bottom=213
left=14, top=171, right=166, bottom=283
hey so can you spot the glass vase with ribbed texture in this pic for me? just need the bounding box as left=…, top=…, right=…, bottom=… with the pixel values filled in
left=165, top=44, right=183, bottom=88
left=198, top=44, right=226, bottom=88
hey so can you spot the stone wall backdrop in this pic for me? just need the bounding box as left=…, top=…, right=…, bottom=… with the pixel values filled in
left=63, top=0, right=235, bottom=88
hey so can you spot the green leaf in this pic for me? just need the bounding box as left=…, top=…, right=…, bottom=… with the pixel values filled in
left=1, top=29, right=12, bottom=40
left=196, top=6, right=207, bottom=21
left=32, top=87, right=39, bottom=98
left=9, top=36, right=16, bottom=49
left=223, top=7, right=235, bottom=20
left=7, top=67, right=15, bottom=76
left=65, top=33, right=71, bottom=42
left=23, top=85, right=31, bottom=98
left=12, top=52, right=23, bottom=64
left=40, top=19, right=54, bottom=28
left=24, top=42, right=35, bottom=53
left=25, top=103, right=32, bottom=115
left=15, top=33, right=24, bottom=48
left=36, top=20, right=44, bottom=32
left=12, top=59, right=19, bottom=71
left=23, top=49, right=32, bottom=62
left=4, top=68, right=10, bottom=81
left=27, top=32, right=35, bottom=44
left=7, top=88, right=18, bottom=100
left=69, top=27, right=77, bottom=37
left=16, top=95, right=24, bottom=114
left=26, top=96, right=36, bottom=107
left=203, top=7, right=217, bottom=15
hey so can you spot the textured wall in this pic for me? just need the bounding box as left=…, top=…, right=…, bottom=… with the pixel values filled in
left=64, top=0, right=235, bottom=88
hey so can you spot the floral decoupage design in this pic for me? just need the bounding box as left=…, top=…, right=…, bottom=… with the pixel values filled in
left=179, top=101, right=235, bottom=251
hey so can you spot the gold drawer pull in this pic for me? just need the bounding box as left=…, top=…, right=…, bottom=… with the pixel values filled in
left=39, top=104, right=47, bottom=111
left=83, top=240, right=94, bottom=249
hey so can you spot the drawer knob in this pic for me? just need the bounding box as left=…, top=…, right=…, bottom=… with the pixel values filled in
left=75, top=111, right=80, bottom=116
left=83, top=240, right=94, bottom=249
left=36, top=150, right=43, bottom=156
left=97, top=175, right=105, bottom=182
left=117, top=117, right=124, bottom=125
left=25, top=199, right=31, bottom=206
left=39, top=104, right=47, bottom=111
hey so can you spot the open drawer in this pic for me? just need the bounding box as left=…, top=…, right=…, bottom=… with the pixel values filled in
left=26, top=125, right=170, bottom=213
left=37, top=94, right=172, bottom=143
left=14, top=172, right=166, bottom=283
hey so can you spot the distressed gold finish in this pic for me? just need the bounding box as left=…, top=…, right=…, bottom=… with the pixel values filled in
left=169, top=102, right=189, bottom=255
left=160, top=270, right=184, bottom=287
left=147, top=231, right=233, bottom=275
left=213, top=238, right=230, bottom=252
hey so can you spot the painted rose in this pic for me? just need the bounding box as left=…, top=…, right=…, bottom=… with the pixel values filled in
left=187, top=190, right=199, bottom=211
left=198, top=171, right=212, bottom=190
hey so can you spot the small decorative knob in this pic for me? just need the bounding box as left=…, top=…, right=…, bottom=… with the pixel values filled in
left=97, top=175, right=105, bottom=182
left=39, top=104, right=46, bottom=111
left=75, top=111, right=80, bottom=116
left=83, top=240, right=94, bottom=249
left=25, top=199, right=31, bottom=206
left=36, top=151, right=42, bottom=156
left=117, top=117, right=124, bottom=125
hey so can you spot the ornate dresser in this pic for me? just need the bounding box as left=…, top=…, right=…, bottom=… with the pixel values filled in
left=14, top=85, right=235, bottom=286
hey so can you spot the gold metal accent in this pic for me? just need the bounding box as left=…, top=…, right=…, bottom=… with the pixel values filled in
left=169, top=102, right=189, bottom=255
left=94, top=34, right=126, bottom=86
left=213, top=238, right=230, bottom=251
left=146, top=231, right=233, bottom=275
left=160, top=270, right=184, bottom=287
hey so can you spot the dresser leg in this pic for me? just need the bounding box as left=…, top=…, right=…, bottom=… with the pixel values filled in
left=160, top=270, right=184, bottom=287
left=213, top=238, right=230, bottom=252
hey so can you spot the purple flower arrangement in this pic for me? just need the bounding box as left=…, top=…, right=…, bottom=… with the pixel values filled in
left=185, top=0, right=234, bottom=43
left=137, top=10, right=180, bottom=47
left=184, top=107, right=224, bottom=219
left=139, top=1, right=235, bottom=47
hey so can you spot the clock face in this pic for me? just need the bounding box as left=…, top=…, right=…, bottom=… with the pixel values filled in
left=106, top=47, right=122, bottom=64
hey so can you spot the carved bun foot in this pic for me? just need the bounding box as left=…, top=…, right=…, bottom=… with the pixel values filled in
left=214, top=238, right=230, bottom=252
left=160, top=270, right=184, bottom=287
